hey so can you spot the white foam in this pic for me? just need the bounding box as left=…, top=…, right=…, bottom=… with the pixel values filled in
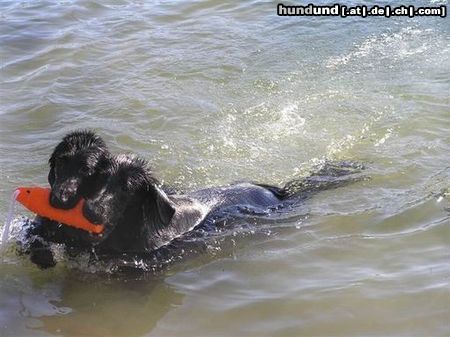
left=325, top=26, right=430, bottom=69
left=1, top=189, right=20, bottom=249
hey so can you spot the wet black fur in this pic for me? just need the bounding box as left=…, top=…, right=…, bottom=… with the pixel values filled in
left=82, top=154, right=178, bottom=254
left=48, top=130, right=110, bottom=209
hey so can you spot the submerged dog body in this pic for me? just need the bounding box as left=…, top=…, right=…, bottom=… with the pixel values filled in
left=82, top=154, right=285, bottom=254
left=78, top=154, right=363, bottom=258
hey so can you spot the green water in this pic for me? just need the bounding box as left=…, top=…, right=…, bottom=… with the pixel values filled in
left=1, top=1, right=449, bottom=336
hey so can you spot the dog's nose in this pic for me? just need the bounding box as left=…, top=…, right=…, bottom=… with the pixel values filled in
left=60, top=191, right=69, bottom=203
left=60, top=188, right=77, bottom=203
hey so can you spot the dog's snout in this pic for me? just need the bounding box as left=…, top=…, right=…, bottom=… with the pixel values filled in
left=50, top=178, right=80, bottom=209
left=62, top=179, right=78, bottom=195
left=60, top=190, right=70, bottom=203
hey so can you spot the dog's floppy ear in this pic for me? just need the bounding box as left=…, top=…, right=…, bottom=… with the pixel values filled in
left=143, top=184, right=175, bottom=233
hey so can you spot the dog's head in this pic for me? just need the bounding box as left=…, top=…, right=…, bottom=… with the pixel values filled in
left=48, top=130, right=110, bottom=209
left=82, top=154, right=175, bottom=243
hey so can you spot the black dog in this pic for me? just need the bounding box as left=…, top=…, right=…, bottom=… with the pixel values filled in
left=25, top=132, right=364, bottom=270
left=24, top=130, right=111, bottom=268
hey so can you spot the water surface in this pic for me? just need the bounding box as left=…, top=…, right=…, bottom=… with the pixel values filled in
left=1, top=0, right=449, bottom=336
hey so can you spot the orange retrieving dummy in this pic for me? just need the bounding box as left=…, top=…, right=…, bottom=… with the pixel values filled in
left=15, top=187, right=104, bottom=234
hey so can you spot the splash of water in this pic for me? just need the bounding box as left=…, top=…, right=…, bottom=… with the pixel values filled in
left=325, top=26, right=431, bottom=69
left=1, top=189, right=20, bottom=249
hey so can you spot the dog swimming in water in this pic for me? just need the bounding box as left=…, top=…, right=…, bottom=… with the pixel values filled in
left=22, top=130, right=364, bottom=271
